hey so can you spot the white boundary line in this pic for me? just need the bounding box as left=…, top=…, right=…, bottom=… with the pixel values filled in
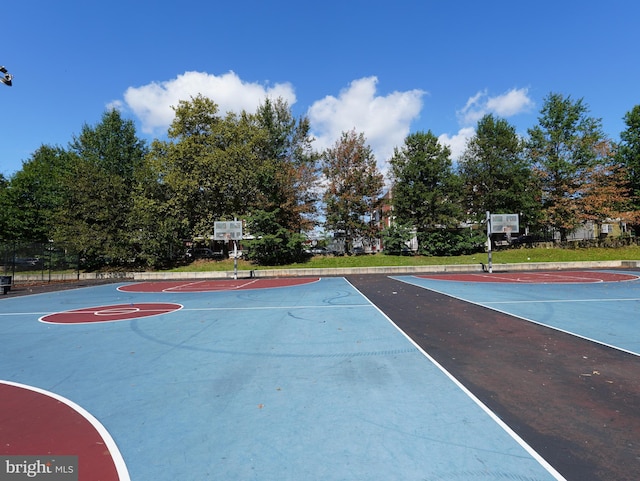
left=345, top=278, right=568, bottom=481
left=0, top=380, right=131, bottom=481
left=487, top=297, right=640, bottom=304
left=420, top=271, right=640, bottom=284
left=117, top=277, right=322, bottom=293
left=0, top=304, right=369, bottom=318
left=394, top=276, right=640, bottom=358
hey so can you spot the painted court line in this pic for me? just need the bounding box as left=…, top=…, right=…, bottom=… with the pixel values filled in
left=346, top=279, right=567, bottom=481
left=162, top=279, right=213, bottom=291
left=117, top=277, right=321, bottom=293
left=486, top=297, right=640, bottom=305
left=418, top=271, right=639, bottom=283
left=1, top=380, right=131, bottom=481
left=0, top=304, right=372, bottom=318
left=478, top=302, right=640, bottom=358
left=394, top=274, right=640, bottom=357
left=183, top=304, right=371, bottom=311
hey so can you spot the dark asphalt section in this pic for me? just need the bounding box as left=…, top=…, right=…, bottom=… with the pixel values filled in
left=347, top=274, right=640, bottom=481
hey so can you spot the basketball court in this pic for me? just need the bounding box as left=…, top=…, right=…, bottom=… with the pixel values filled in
left=1, top=270, right=639, bottom=480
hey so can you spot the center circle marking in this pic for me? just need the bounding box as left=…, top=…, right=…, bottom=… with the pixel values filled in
left=40, top=303, right=183, bottom=324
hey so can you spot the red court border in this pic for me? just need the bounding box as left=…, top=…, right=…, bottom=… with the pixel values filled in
left=40, top=302, right=183, bottom=324
left=117, top=277, right=320, bottom=293
left=417, top=271, right=639, bottom=283
left=0, top=381, right=129, bottom=481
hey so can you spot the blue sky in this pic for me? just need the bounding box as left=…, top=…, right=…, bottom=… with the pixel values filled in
left=2, top=1, right=639, bottom=178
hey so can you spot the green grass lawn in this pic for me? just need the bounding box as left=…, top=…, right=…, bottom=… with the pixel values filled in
left=168, top=245, right=640, bottom=272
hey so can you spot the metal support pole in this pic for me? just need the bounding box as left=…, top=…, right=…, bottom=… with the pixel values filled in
left=486, top=211, right=493, bottom=273
left=233, top=240, right=238, bottom=280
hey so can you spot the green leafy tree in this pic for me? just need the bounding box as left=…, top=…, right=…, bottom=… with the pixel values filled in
left=0, top=173, right=9, bottom=240
left=459, top=114, right=539, bottom=229
left=253, top=98, right=320, bottom=233
left=69, top=109, right=148, bottom=183
left=417, top=228, right=484, bottom=256
left=526, top=93, right=608, bottom=241
left=617, top=105, right=640, bottom=233
left=321, top=130, right=384, bottom=253
left=145, top=95, right=265, bottom=241
left=380, top=222, right=413, bottom=255
left=128, top=159, right=186, bottom=267
left=53, top=154, right=126, bottom=267
left=389, top=131, right=463, bottom=251
left=56, top=109, right=148, bottom=267
left=245, top=209, right=307, bottom=265
left=2, top=145, right=72, bottom=241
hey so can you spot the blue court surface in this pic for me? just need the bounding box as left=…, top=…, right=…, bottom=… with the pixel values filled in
left=0, top=277, right=566, bottom=480
left=394, top=270, right=640, bottom=356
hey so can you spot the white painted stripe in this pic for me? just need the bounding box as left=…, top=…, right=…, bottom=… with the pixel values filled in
left=0, top=380, right=131, bottom=481
left=394, top=276, right=640, bottom=358
left=486, top=297, right=640, bottom=304
left=347, top=278, right=568, bottom=481
left=0, top=304, right=370, bottom=317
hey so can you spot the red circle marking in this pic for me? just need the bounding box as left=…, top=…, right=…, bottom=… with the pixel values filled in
left=417, top=271, right=639, bottom=283
left=118, top=277, right=320, bottom=293
left=41, top=303, right=182, bottom=324
left=0, top=381, right=127, bottom=480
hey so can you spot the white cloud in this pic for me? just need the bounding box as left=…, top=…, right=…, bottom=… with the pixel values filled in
left=486, top=88, right=534, bottom=118
left=457, top=87, right=533, bottom=127
left=438, top=88, right=534, bottom=161
left=307, top=77, right=425, bottom=169
left=113, top=73, right=425, bottom=175
left=116, top=71, right=297, bottom=135
left=438, top=127, right=475, bottom=162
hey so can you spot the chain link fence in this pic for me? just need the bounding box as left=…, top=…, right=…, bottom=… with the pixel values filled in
left=0, top=242, right=81, bottom=284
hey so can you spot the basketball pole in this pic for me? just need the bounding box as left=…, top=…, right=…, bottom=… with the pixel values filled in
left=233, top=239, right=238, bottom=280
left=486, top=211, right=493, bottom=273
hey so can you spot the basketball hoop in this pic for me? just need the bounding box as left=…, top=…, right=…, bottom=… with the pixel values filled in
left=214, top=220, right=244, bottom=280
left=486, top=212, right=520, bottom=274
left=490, top=214, right=519, bottom=234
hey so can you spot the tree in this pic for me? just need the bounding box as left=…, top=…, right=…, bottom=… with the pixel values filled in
left=143, top=95, right=267, bottom=245
left=56, top=109, right=148, bottom=267
left=526, top=93, right=608, bottom=241
left=618, top=105, right=640, bottom=233
left=389, top=130, right=462, bottom=233
left=578, top=142, right=632, bottom=226
left=237, top=98, right=322, bottom=265
left=321, top=130, right=384, bottom=253
left=0, top=174, right=9, bottom=240
left=69, top=109, right=148, bottom=183
left=253, top=98, right=320, bottom=234
left=2, top=145, right=72, bottom=241
left=380, top=222, right=413, bottom=255
left=245, top=209, right=307, bottom=265
left=459, top=114, right=538, bottom=229
left=53, top=154, right=128, bottom=267
left=128, top=159, right=185, bottom=267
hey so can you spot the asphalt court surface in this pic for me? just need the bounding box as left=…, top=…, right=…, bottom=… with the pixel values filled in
left=0, top=277, right=564, bottom=480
